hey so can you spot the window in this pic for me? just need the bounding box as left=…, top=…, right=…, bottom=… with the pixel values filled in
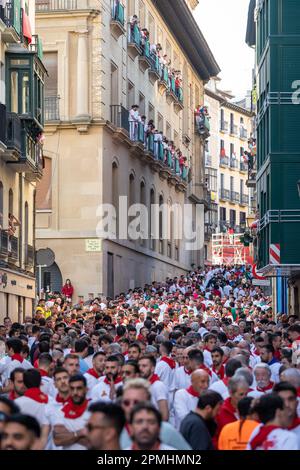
left=173, top=51, right=179, bottom=70
left=230, top=209, right=236, bottom=228
left=112, top=162, right=119, bottom=237
left=0, top=182, right=3, bottom=229
left=43, top=52, right=58, bottom=97
left=127, top=80, right=135, bottom=110
left=230, top=113, right=234, bottom=133
left=129, top=173, right=135, bottom=240
left=220, top=139, right=224, bottom=150
left=220, top=173, right=224, bottom=189
left=166, top=122, right=171, bottom=140
left=148, top=13, right=155, bottom=41
left=174, top=130, right=179, bottom=148
left=150, top=188, right=155, bottom=251
left=230, top=176, right=234, bottom=192
left=240, top=179, right=244, bottom=196
left=240, top=146, right=244, bottom=157
left=111, top=62, right=119, bottom=106
left=139, top=92, right=145, bottom=116
left=220, top=207, right=226, bottom=223
left=230, top=143, right=235, bottom=158
left=139, top=0, right=145, bottom=25
left=205, top=168, right=217, bottom=192
left=157, top=112, right=163, bottom=133
left=0, top=62, right=4, bottom=103
left=36, top=157, right=52, bottom=210
left=240, top=212, right=246, bottom=226
left=220, top=109, right=224, bottom=124
left=148, top=102, right=155, bottom=122
left=140, top=181, right=146, bottom=246
left=159, top=195, right=164, bottom=254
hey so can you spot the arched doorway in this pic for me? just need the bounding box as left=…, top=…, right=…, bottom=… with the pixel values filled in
left=38, top=262, right=63, bottom=294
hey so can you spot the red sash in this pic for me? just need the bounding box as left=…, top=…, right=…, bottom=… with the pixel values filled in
left=222, top=377, right=230, bottom=387
left=186, top=386, right=199, bottom=397
left=11, top=354, right=24, bottom=364
left=62, top=399, right=89, bottom=419
left=256, top=381, right=274, bottom=393
left=86, top=368, right=100, bottom=379
left=149, top=374, right=160, bottom=385
left=160, top=356, right=176, bottom=369
left=104, top=376, right=122, bottom=385
left=250, top=425, right=280, bottom=450
left=24, top=387, right=48, bottom=404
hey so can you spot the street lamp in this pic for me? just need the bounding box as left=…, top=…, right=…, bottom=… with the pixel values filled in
left=297, top=180, right=300, bottom=198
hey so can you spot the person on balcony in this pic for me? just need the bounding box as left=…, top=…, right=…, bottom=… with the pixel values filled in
left=175, top=73, right=182, bottom=99
left=162, top=137, right=169, bottom=163
left=138, top=115, right=147, bottom=146
left=129, top=15, right=139, bottom=42
left=6, top=213, right=20, bottom=254
left=140, top=28, right=149, bottom=53
left=129, top=105, right=139, bottom=141
left=154, top=130, right=163, bottom=159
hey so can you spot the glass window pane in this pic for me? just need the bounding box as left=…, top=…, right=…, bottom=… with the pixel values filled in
left=10, top=59, right=30, bottom=66
left=11, top=71, right=18, bottom=113
left=21, top=74, right=30, bottom=114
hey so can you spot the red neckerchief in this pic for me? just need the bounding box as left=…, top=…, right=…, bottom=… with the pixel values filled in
left=253, top=349, right=260, bottom=356
left=257, top=381, right=274, bottom=392
left=86, top=368, right=101, bottom=379
left=39, top=369, right=49, bottom=377
left=132, top=441, right=161, bottom=451
left=250, top=425, right=280, bottom=450
left=204, top=347, right=212, bottom=353
left=11, top=354, right=24, bottom=363
left=186, top=386, right=199, bottom=397
left=104, top=376, right=123, bottom=385
left=160, top=356, right=176, bottom=369
left=149, top=374, right=160, bottom=385
left=184, top=368, right=192, bottom=375
left=212, top=364, right=225, bottom=380
left=122, top=351, right=129, bottom=357
left=62, top=398, right=89, bottom=419
left=273, top=350, right=281, bottom=361
left=8, top=390, right=18, bottom=400
left=198, top=364, right=212, bottom=377
left=288, top=417, right=300, bottom=430
left=294, top=336, right=300, bottom=341
left=56, top=393, right=70, bottom=404
left=24, top=387, right=48, bottom=404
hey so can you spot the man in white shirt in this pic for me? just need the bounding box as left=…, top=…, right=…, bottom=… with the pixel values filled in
left=91, top=355, right=123, bottom=403
left=155, top=341, right=176, bottom=394
left=174, top=370, right=210, bottom=430
left=209, top=358, right=243, bottom=399
left=38, top=353, right=55, bottom=396
left=138, top=355, right=169, bottom=421
left=273, top=382, right=300, bottom=449
left=247, top=393, right=298, bottom=450
left=0, top=338, right=32, bottom=386
left=15, top=369, right=49, bottom=426
left=84, top=351, right=106, bottom=396
left=53, top=374, right=90, bottom=450
left=248, top=363, right=274, bottom=398
left=129, top=105, right=139, bottom=141
left=260, top=345, right=281, bottom=383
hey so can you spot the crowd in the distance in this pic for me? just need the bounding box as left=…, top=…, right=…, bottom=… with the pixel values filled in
left=0, top=265, right=300, bottom=451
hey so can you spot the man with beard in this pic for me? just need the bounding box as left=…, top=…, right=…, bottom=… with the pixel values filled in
left=86, top=402, right=125, bottom=450
left=1, top=415, right=41, bottom=451
left=91, top=355, right=123, bottom=402
left=180, top=391, right=223, bottom=450
left=84, top=352, right=106, bottom=395
left=63, top=354, right=80, bottom=377
left=211, top=347, right=225, bottom=380
left=8, top=368, right=26, bottom=400
left=53, top=374, right=90, bottom=450
left=14, top=369, right=49, bottom=426
left=248, top=363, right=274, bottom=397
left=138, top=355, right=169, bottom=421
left=126, top=403, right=175, bottom=450
left=273, top=382, right=300, bottom=448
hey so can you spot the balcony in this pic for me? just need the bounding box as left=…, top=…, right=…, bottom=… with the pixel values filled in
left=166, top=76, right=177, bottom=104
left=195, top=114, right=210, bottom=139
left=229, top=158, right=238, bottom=169
left=35, top=0, right=78, bottom=11
left=220, top=120, right=229, bottom=133
left=219, top=220, right=228, bottom=233
left=25, top=244, right=35, bottom=268
left=0, top=103, right=6, bottom=150
left=219, top=188, right=230, bottom=201
left=0, top=230, right=8, bottom=259
left=230, top=124, right=238, bottom=136
left=45, top=96, right=60, bottom=121
left=158, top=65, right=169, bottom=94
left=219, top=155, right=229, bottom=167
left=29, top=34, right=43, bottom=61
left=2, top=112, right=21, bottom=162
left=149, top=54, right=161, bottom=84
left=240, top=194, right=249, bottom=206
left=8, top=236, right=18, bottom=262
left=174, top=88, right=184, bottom=113
left=240, top=126, right=248, bottom=140
left=110, top=2, right=125, bottom=39
left=127, top=23, right=142, bottom=60
left=247, top=166, right=257, bottom=188
left=110, top=104, right=130, bottom=143
left=240, top=161, right=248, bottom=172
left=1, top=1, right=21, bottom=43
left=139, top=40, right=151, bottom=73
left=230, top=191, right=240, bottom=203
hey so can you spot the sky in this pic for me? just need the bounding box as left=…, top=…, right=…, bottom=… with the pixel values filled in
left=194, top=0, right=255, bottom=99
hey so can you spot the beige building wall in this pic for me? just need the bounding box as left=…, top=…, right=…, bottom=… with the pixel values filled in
left=35, top=0, right=218, bottom=299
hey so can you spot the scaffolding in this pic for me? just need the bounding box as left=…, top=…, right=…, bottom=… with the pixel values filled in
left=212, top=233, right=250, bottom=265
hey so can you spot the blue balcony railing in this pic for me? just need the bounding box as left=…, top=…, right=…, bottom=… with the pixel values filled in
left=147, top=134, right=154, bottom=153
left=137, top=122, right=145, bottom=143
left=112, top=2, right=125, bottom=25
left=128, top=23, right=141, bottom=48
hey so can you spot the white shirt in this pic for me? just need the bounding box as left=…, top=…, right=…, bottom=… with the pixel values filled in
left=173, top=389, right=198, bottom=430
left=53, top=404, right=90, bottom=450
left=90, top=377, right=123, bottom=403
left=15, top=395, right=51, bottom=426
left=174, top=366, right=191, bottom=391
left=247, top=425, right=299, bottom=450
left=150, top=380, right=169, bottom=411
left=155, top=359, right=176, bottom=392
left=41, top=376, right=54, bottom=396
left=42, top=398, right=65, bottom=450
left=209, top=379, right=229, bottom=399
left=0, top=357, right=32, bottom=384
left=84, top=370, right=101, bottom=397
left=203, top=349, right=213, bottom=368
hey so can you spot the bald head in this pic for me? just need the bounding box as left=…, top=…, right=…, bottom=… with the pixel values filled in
left=191, top=369, right=210, bottom=395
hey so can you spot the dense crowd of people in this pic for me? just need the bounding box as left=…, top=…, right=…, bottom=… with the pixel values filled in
left=0, top=265, right=300, bottom=451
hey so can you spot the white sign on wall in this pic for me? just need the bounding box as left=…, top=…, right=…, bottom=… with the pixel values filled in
left=85, top=239, right=102, bottom=252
